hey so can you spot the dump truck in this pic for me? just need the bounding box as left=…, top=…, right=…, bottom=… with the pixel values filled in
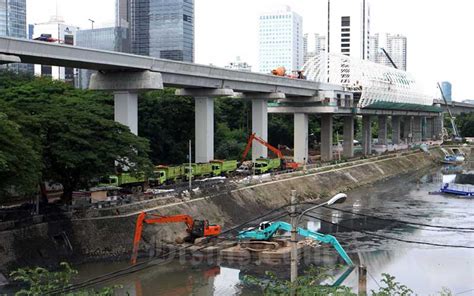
left=99, top=173, right=148, bottom=193
left=210, top=160, right=238, bottom=176
left=253, top=158, right=281, bottom=174
left=155, top=165, right=185, bottom=184
left=184, top=163, right=214, bottom=180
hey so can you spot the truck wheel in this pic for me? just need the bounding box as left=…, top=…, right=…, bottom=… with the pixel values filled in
left=131, top=186, right=137, bottom=193
left=137, top=186, right=143, bottom=193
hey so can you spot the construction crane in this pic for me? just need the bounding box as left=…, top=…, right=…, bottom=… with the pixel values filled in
left=437, top=82, right=462, bottom=141
left=237, top=221, right=353, bottom=266
left=131, top=212, right=221, bottom=264
left=241, top=133, right=299, bottom=170
left=380, top=48, right=398, bottom=69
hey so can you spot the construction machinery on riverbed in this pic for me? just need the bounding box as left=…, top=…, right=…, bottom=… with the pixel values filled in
left=131, top=212, right=222, bottom=264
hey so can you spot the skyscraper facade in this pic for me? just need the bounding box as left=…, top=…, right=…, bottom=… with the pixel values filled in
left=369, top=33, right=407, bottom=70
left=386, top=34, right=407, bottom=70
left=130, top=0, right=194, bottom=62
left=76, top=26, right=130, bottom=88
left=303, top=33, right=326, bottom=64
left=327, top=0, right=370, bottom=60
left=0, top=0, right=30, bottom=73
left=0, top=0, right=26, bottom=38
left=258, top=6, right=303, bottom=74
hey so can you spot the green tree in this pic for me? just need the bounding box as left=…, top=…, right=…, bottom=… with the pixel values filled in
left=0, top=110, right=41, bottom=200
left=138, top=89, right=194, bottom=165
left=0, top=73, right=152, bottom=202
left=455, top=113, right=474, bottom=137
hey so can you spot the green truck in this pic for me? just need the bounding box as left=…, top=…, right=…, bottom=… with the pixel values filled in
left=99, top=173, right=147, bottom=193
left=210, top=160, right=238, bottom=176
left=184, top=163, right=214, bottom=180
left=155, top=165, right=184, bottom=184
left=253, top=158, right=281, bottom=174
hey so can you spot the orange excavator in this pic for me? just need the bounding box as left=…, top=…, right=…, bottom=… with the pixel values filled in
left=131, top=212, right=222, bottom=264
left=241, top=133, right=300, bottom=170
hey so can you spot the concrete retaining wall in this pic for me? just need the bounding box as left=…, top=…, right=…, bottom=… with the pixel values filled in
left=0, top=147, right=464, bottom=272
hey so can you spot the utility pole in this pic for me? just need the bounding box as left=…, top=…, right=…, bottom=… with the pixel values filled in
left=290, top=189, right=298, bottom=293
left=188, top=140, right=192, bottom=191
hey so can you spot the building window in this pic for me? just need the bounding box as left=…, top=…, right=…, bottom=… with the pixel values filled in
left=342, top=28, right=350, bottom=32
left=341, top=44, right=350, bottom=48
left=341, top=38, right=350, bottom=42
left=341, top=48, right=350, bottom=52
left=341, top=16, right=350, bottom=27
left=341, top=33, right=350, bottom=37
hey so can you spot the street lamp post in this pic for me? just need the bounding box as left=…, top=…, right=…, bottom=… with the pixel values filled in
left=290, top=192, right=347, bottom=288
left=88, top=19, right=95, bottom=29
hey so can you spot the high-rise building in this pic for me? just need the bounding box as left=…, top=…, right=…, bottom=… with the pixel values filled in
left=315, top=34, right=326, bottom=55
left=130, top=0, right=194, bottom=62
left=225, top=56, right=252, bottom=72
left=369, top=33, right=407, bottom=70
left=386, top=34, right=407, bottom=70
left=0, top=0, right=26, bottom=38
left=327, top=0, right=370, bottom=60
left=303, top=33, right=326, bottom=65
left=76, top=27, right=130, bottom=88
left=116, top=0, right=130, bottom=28
left=0, top=0, right=30, bottom=73
left=440, top=81, right=452, bottom=103
left=368, top=33, right=379, bottom=63
left=33, top=17, right=79, bottom=83
left=258, top=6, right=303, bottom=74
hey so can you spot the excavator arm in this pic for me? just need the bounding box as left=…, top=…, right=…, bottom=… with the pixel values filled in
left=238, top=221, right=353, bottom=266
left=241, top=133, right=284, bottom=163
left=131, top=212, right=195, bottom=265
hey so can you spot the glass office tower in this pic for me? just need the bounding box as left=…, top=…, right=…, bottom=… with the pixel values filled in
left=130, top=0, right=194, bottom=62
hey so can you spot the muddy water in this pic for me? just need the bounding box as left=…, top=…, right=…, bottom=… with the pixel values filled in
left=77, top=166, right=474, bottom=295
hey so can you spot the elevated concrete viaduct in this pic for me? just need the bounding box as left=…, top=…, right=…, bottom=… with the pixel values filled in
left=0, top=36, right=456, bottom=164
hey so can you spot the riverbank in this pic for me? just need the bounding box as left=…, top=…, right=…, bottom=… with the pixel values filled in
left=0, top=146, right=469, bottom=274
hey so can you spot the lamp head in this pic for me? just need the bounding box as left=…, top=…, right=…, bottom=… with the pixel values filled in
left=327, top=193, right=347, bottom=206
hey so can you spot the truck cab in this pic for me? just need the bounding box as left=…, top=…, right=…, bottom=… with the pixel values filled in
left=253, top=158, right=281, bottom=174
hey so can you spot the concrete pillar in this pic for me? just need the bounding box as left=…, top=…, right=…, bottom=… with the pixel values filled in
left=321, top=114, right=333, bottom=161
left=195, top=97, right=214, bottom=163
left=343, top=116, right=354, bottom=158
left=392, top=116, right=401, bottom=145
left=377, top=115, right=388, bottom=145
left=403, top=116, right=413, bottom=143
left=252, top=98, right=268, bottom=161
left=294, top=113, right=309, bottom=164
left=114, top=91, right=138, bottom=135
left=362, top=115, right=372, bottom=156
left=425, top=117, right=434, bottom=139
left=412, top=116, right=422, bottom=143
left=433, top=114, right=443, bottom=140
left=421, top=117, right=427, bottom=140
left=90, top=70, right=164, bottom=136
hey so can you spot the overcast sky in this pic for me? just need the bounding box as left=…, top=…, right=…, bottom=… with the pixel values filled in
left=27, top=0, right=473, bottom=101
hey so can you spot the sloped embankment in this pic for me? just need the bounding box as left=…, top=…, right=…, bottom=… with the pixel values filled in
left=0, top=147, right=457, bottom=272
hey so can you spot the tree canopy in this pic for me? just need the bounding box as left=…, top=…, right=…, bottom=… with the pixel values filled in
left=0, top=73, right=152, bottom=202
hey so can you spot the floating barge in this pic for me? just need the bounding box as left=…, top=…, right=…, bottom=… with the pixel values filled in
left=440, top=183, right=474, bottom=197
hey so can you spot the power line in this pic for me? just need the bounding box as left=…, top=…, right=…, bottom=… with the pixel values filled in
left=49, top=205, right=291, bottom=294
left=303, top=213, right=474, bottom=249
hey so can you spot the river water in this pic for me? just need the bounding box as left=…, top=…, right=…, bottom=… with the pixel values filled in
left=76, top=165, right=474, bottom=295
